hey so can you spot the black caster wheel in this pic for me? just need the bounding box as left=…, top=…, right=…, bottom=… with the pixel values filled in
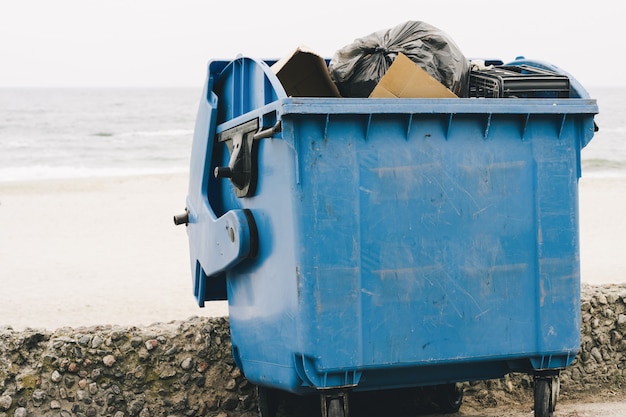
left=321, top=392, right=348, bottom=417
left=534, top=375, right=559, bottom=417
left=434, top=383, right=464, bottom=414
left=257, top=386, right=280, bottom=417
left=328, top=398, right=344, bottom=417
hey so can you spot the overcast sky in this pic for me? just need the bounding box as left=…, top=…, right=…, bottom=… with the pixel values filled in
left=0, top=1, right=620, bottom=88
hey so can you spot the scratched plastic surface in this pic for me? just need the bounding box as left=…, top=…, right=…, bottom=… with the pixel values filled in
left=183, top=56, right=599, bottom=394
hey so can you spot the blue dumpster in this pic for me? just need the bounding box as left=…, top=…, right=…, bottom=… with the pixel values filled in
left=175, top=56, right=598, bottom=417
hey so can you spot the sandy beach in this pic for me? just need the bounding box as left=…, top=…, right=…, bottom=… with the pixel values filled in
left=1, top=173, right=624, bottom=331
left=0, top=173, right=228, bottom=331
left=579, top=176, right=626, bottom=286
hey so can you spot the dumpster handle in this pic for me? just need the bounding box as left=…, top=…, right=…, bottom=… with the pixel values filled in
left=173, top=209, right=189, bottom=226
left=254, top=120, right=281, bottom=140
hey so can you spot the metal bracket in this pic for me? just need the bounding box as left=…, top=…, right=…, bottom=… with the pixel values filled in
left=214, top=119, right=281, bottom=198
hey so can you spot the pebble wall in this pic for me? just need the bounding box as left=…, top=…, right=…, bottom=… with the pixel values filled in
left=1, top=284, right=625, bottom=417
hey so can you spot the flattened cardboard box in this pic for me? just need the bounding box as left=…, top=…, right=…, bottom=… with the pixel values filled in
left=271, top=46, right=341, bottom=98
left=370, top=52, right=458, bottom=98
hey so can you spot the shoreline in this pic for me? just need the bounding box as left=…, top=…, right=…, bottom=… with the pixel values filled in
left=1, top=173, right=623, bottom=332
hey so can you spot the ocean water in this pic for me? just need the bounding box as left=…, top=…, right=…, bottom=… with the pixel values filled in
left=0, top=88, right=198, bottom=182
left=0, top=86, right=622, bottom=182
left=580, top=86, right=626, bottom=177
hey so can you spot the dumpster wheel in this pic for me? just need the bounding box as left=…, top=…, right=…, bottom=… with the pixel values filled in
left=534, top=374, right=559, bottom=417
left=433, top=383, right=464, bottom=414
left=327, top=398, right=343, bottom=417
left=257, top=386, right=280, bottom=417
left=321, top=391, right=348, bottom=417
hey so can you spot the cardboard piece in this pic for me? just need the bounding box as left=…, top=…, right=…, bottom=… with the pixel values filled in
left=369, top=52, right=458, bottom=98
left=271, top=46, right=341, bottom=98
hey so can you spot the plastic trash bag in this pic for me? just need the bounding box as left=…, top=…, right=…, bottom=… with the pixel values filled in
left=329, top=21, right=470, bottom=98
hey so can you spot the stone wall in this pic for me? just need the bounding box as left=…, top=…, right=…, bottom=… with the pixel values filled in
left=1, top=284, right=625, bottom=417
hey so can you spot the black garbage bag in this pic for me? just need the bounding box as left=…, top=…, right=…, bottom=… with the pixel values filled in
left=329, top=21, right=470, bottom=98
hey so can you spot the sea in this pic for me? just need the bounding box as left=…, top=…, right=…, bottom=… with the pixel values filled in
left=0, top=86, right=623, bottom=182
left=0, top=87, right=199, bottom=182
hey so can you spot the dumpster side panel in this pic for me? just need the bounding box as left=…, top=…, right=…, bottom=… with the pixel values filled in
left=223, top=138, right=303, bottom=389
left=290, top=110, right=582, bottom=385
left=295, top=114, right=365, bottom=374
left=531, top=115, right=582, bottom=365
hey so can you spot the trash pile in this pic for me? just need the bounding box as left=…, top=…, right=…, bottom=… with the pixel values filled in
left=270, top=20, right=571, bottom=99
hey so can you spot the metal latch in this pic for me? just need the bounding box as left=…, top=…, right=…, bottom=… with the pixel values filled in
left=214, top=119, right=281, bottom=197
